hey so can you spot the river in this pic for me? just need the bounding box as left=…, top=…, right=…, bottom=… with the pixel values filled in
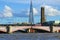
left=0, top=33, right=60, bottom=40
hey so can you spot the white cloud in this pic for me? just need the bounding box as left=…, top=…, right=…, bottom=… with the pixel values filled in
left=44, top=5, right=60, bottom=16
left=27, top=8, right=38, bottom=16
left=33, top=8, right=38, bottom=15
left=1, top=5, right=13, bottom=17
left=3, top=5, right=13, bottom=17
left=0, top=5, right=13, bottom=17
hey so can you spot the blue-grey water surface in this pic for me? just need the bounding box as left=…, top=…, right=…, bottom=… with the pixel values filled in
left=0, top=33, right=60, bottom=40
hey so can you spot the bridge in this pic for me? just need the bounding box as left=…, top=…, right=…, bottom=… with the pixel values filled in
left=8, top=26, right=50, bottom=33
left=0, top=26, right=60, bottom=33
left=0, top=26, right=6, bottom=32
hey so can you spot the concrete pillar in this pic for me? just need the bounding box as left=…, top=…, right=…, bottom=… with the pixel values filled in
left=28, top=28, right=35, bottom=33
left=50, top=25, right=53, bottom=33
left=6, top=25, right=12, bottom=34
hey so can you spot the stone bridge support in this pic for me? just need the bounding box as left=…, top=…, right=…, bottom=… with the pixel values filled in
left=7, top=26, right=51, bottom=33
left=49, top=25, right=53, bottom=33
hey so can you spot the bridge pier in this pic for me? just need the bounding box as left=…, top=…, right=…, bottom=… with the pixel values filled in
left=27, top=28, right=35, bottom=33
left=50, top=25, right=53, bottom=33
left=6, top=26, right=12, bottom=34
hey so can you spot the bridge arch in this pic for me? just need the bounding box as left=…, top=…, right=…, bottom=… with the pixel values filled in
left=33, top=28, right=50, bottom=33
left=13, top=30, right=27, bottom=33
left=0, top=31, right=7, bottom=33
left=25, top=28, right=50, bottom=33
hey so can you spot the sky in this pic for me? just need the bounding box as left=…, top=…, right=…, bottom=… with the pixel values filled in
left=0, top=0, right=60, bottom=24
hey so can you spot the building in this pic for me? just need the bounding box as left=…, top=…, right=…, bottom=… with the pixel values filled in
left=29, top=0, right=34, bottom=24
left=41, top=7, right=46, bottom=25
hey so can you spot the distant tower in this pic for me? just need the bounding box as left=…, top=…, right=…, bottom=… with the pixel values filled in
left=29, top=0, right=34, bottom=24
left=41, top=7, right=45, bottom=25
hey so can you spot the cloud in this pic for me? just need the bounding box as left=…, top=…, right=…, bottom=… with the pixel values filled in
left=3, top=5, right=13, bottom=17
left=0, top=5, right=13, bottom=17
left=44, top=5, right=60, bottom=16
left=33, top=8, right=38, bottom=15
left=13, top=8, right=38, bottom=17
left=27, top=8, right=38, bottom=16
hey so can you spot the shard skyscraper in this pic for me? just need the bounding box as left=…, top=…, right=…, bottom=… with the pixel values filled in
left=29, top=0, right=34, bottom=24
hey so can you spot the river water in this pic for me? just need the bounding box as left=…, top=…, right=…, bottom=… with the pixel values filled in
left=0, top=33, right=60, bottom=40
